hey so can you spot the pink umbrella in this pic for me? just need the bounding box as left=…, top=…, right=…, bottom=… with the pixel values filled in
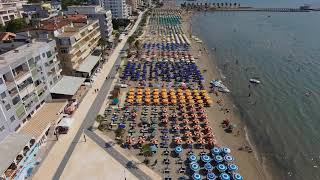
left=195, top=131, right=204, bottom=138
left=207, top=138, right=217, bottom=146
left=183, top=113, right=189, bottom=119
left=126, top=136, right=135, bottom=145
left=162, top=113, right=169, bottom=118
left=200, top=114, right=208, bottom=119
left=207, top=132, right=215, bottom=138
left=137, top=136, right=146, bottom=145
left=190, top=108, right=196, bottom=113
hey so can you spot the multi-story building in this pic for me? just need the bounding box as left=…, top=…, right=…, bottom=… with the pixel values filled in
left=0, top=2, right=24, bottom=26
left=126, top=0, right=137, bottom=12
left=0, top=39, right=61, bottom=141
left=67, top=6, right=113, bottom=43
left=99, top=0, right=129, bottom=18
left=56, top=18, right=101, bottom=76
left=22, top=0, right=61, bottom=22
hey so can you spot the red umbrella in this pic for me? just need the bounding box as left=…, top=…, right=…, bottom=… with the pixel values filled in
left=194, top=124, right=201, bottom=131
left=150, top=138, right=159, bottom=145
left=126, top=136, right=135, bottom=145
left=207, top=138, right=217, bottom=146
left=162, top=113, right=169, bottom=118
left=195, top=131, right=204, bottom=138
left=185, top=138, right=194, bottom=145
left=184, top=131, right=192, bottom=137
left=174, top=136, right=183, bottom=144
left=137, top=136, right=146, bottom=144
left=200, top=114, right=208, bottom=119
left=198, top=138, right=206, bottom=145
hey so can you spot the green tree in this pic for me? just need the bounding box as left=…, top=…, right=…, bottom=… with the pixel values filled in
left=6, top=19, right=28, bottom=33
left=141, top=144, right=152, bottom=157
left=96, top=114, right=105, bottom=127
left=114, top=128, right=125, bottom=138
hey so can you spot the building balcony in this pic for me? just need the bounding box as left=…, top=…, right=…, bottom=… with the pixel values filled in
left=15, top=103, right=26, bottom=119
left=14, top=71, right=31, bottom=85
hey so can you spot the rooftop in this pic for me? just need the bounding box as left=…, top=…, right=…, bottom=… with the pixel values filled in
left=0, top=40, right=55, bottom=70
left=76, top=55, right=100, bottom=73
left=50, top=76, right=85, bottom=96
left=18, top=101, right=66, bottom=139
left=0, top=133, right=33, bottom=175
left=56, top=19, right=98, bottom=38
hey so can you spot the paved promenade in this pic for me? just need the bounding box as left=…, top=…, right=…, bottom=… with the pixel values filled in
left=33, top=12, right=146, bottom=180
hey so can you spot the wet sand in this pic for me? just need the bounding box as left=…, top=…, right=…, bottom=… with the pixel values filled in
left=181, top=11, right=269, bottom=180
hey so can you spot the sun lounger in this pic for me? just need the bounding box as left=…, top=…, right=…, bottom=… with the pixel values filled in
left=178, top=167, right=186, bottom=173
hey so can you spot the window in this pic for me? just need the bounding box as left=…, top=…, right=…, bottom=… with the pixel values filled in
left=0, top=78, right=3, bottom=85
left=0, top=92, right=6, bottom=99
left=60, top=48, right=68, bottom=54
left=0, top=125, right=5, bottom=132
left=46, top=51, right=52, bottom=58
left=5, top=104, right=10, bottom=111
left=10, top=116, right=15, bottom=122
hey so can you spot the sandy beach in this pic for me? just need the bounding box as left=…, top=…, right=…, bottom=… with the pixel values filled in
left=181, top=11, right=269, bottom=180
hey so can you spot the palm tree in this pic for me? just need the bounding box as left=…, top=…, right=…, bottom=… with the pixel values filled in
left=96, top=114, right=105, bottom=129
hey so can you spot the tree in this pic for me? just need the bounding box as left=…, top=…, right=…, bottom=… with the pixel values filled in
left=114, top=128, right=125, bottom=138
left=127, top=36, right=135, bottom=45
left=141, top=144, right=152, bottom=157
left=96, top=114, right=105, bottom=130
left=6, top=19, right=28, bottom=33
left=98, top=38, right=106, bottom=50
left=0, top=25, right=5, bottom=32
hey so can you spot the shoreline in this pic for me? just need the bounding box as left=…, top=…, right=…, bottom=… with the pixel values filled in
left=182, top=10, right=269, bottom=180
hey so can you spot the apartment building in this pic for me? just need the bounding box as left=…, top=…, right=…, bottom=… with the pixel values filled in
left=126, top=0, right=137, bottom=12
left=67, top=6, right=114, bottom=42
left=56, top=18, right=101, bottom=76
left=22, top=0, right=61, bottom=22
left=100, top=0, right=129, bottom=18
left=0, top=39, right=61, bottom=141
left=0, top=2, right=24, bottom=26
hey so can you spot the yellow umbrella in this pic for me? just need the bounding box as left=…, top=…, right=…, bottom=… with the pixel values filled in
left=177, top=89, right=183, bottom=93
left=129, top=88, right=135, bottom=92
left=189, top=99, right=195, bottom=104
left=196, top=96, right=202, bottom=100
left=153, top=89, right=159, bottom=92
left=161, top=89, right=167, bottom=92
left=136, top=99, right=142, bottom=104
left=137, top=91, right=143, bottom=95
left=128, top=92, right=135, bottom=96
left=145, top=88, right=151, bottom=92
left=127, top=99, right=133, bottom=103
left=187, top=96, right=193, bottom=100
left=185, top=89, right=191, bottom=93
left=178, top=92, right=184, bottom=97
left=136, top=95, right=143, bottom=99
left=145, top=91, right=151, bottom=95
left=200, top=90, right=207, bottom=94
left=171, top=99, right=177, bottom=104
left=193, top=90, right=199, bottom=93
left=180, top=99, right=186, bottom=104
left=153, top=91, right=159, bottom=95
left=171, top=95, right=177, bottom=99
left=185, top=92, right=192, bottom=96
left=197, top=100, right=203, bottom=104
left=169, top=92, right=175, bottom=96
left=194, top=92, right=200, bottom=96
left=169, top=89, right=175, bottom=93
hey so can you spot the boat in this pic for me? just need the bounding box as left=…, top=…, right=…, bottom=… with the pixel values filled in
left=249, top=78, right=261, bottom=84
left=210, top=80, right=230, bottom=93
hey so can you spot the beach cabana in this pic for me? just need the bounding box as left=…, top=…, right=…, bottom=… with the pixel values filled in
left=224, top=155, right=234, bottom=163
left=201, top=155, right=211, bottom=163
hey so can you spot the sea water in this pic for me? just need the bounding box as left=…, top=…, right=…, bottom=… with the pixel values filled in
left=187, top=2, right=320, bottom=180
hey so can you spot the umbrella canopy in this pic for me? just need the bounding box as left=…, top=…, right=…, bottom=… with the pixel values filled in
left=216, top=164, right=227, bottom=172
left=175, top=145, right=183, bottom=154
left=174, top=136, right=183, bottom=144
left=232, top=173, right=243, bottom=180
left=214, top=155, right=223, bottom=163
left=198, top=138, right=206, bottom=145
left=150, top=138, right=159, bottom=145
left=222, top=147, right=231, bottom=154
left=186, top=138, right=194, bottom=144
left=224, top=155, right=234, bottom=163
left=204, top=163, right=214, bottom=171
left=201, top=155, right=211, bottom=163
left=173, top=124, right=180, bottom=130
left=188, top=154, right=197, bottom=162
left=194, top=124, right=201, bottom=131
left=192, top=173, right=201, bottom=180
left=207, top=173, right=217, bottom=180
left=228, top=164, right=239, bottom=171
left=190, top=162, right=200, bottom=171
left=137, top=136, right=146, bottom=144
left=126, top=136, right=135, bottom=144
left=219, top=173, right=230, bottom=180
left=184, top=131, right=192, bottom=137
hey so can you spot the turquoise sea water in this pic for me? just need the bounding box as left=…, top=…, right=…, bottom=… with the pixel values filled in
left=181, top=0, right=320, bottom=179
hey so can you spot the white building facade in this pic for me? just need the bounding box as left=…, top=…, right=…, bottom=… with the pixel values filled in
left=99, top=0, right=129, bottom=19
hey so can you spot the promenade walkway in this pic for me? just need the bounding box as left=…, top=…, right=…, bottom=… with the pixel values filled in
left=32, top=11, right=146, bottom=180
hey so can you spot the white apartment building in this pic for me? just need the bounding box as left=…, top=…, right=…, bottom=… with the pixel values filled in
left=0, top=2, right=24, bottom=26
left=0, top=40, right=61, bottom=141
left=67, top=6, right=113, bottom=42
left=99, top=0, right=129, bottom=18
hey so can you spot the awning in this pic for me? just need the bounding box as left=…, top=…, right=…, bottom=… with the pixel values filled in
left=0, top=133, right=33, bottom=175
left=18, top=102, right=66, bottom=140
left=76, top=55, right=100, bottom=73
left=57, top=117, right=74, bottom=127
left=50, top=76, right=85, bottom=96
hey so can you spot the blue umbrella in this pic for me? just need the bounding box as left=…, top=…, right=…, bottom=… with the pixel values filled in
left=192, top=173, right=201, bottom=180
left=201, top=155, right=211, bottom=163
left=222, top=147, right=231, bottom=154
left=190, top=162, right=200, bottom=171
left=216, top=164, right=227, bottom=172
left=228, top=164, right=238, bottom=171
left=204, top=163, right=213, bottom=171
left=224, top=155, right=234, bottom=163
left=214, top=155, right=223, bottom=163
left=207, top=173, right=216, bottom=180
left=220, top=173, right=230, bottom=180
left=188, top=154, right=197, bottom=162
left=175, top=146, right=183, bottom=154
left=232, top=173, right=243, bottom=180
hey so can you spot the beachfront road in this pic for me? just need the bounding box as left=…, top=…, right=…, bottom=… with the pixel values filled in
left=52, top=11, right=148, bottom=180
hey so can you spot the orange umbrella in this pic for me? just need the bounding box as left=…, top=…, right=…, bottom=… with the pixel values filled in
left=145, top=88, right=151, bottom=92
left=184, top=131, right=192, bottom=137
left=153, top=95, right=159, bottom=99
left=170, top=92, right=176, bottom=96
left=126, top=136, right=135, bottom=145
left=171, top=95, right=177, bottom=99
left=195, top=131, right=204, bottom=138
left=207, top=132, right=215, bottom=138
left=194, top=124, right=201, bottom=131
left=178, top=92, right=184, bottom=97
left=180, top=99, right=186, bottom=104
left=150, top=138, right=159, bottom=145
left=197, top=100, right=204, bottom=104
left=188, top=99, right=195, bottom=104
left=162, top=99, right=169, bottom=104
left=137, top=136, right=146, bottom=144
left=186, top=92, right=192, bottom=96
left=182, top=119, right=189, bottom=124
left=174, top=136, right=183, bottom=144
left=145, top=91, right=151, bottom=95
left=196, top=96, right=202, bottom=100
left=193, top=119, right=200, bottom=124
left=129, top=88, right=135, bottom=92
left=173, top=124, right=180, bottom=130
left=153, top=99, right=160, bottom=104
left=184, top=125, right=191, bottom=130
left=171, top=99, right=177, bottom=104
left=177, top=89, right=183, bottom=93
left=207, top=138, right=217, bottom=146
left=128, top=92, right=135, bottom=96
left=186, top=138, right=194, bottom=145
left=198, top=138, right=206, bottom=145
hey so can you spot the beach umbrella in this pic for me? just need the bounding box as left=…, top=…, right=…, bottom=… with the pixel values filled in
left=126, top=136, right=135, bottom=145
left=214, top=155, right=223, bottom=163
left=222, top=147, right=231, bottom=154
left=190, top=162, right=200, bottom=171
left=198, top=138, right=206, bottom=145
left=200, top=114, right=208, bottom=119
left=150, top=138, right=159, bottom=145
left=175, top=145, right=183, bottom=154
left=219, top=173, right=230, bottom=180
left=137, top=136, right=146, bottom=145
left=195, top=131, right=204, bottom=138
left=224, top=155, right=234, bottom=163
left=173, top=124, right=180, bottom=130
left=184, top=131, right=192, bottom=137
left=182, top=119, right=189, bottom=124
left=192, top=173, right=201, bottom=180
left=162, top=107, right=168, bottom=112
left=182, top=113, right=189, bottom=119
left=216, top=164, right=227, bottom=172
left=191, top=113, right=197, bottom=119
left=161, top=118, right=169, bottom=124
left=174, top=136, right=183, bottom=144
left=188, top=154, right=197, bottom=162
left=194, top=124, right=201, bottom=131
left=201, top=155, right=211, bottom=163
left=232, top=173, right=243, bottom=180
left=193, top=119, right=200, bottom=124
left=184, top=125, right=191, bottom=130
left=207, top=173, right=217, bottom=180
left=204, top=163, right=214, bottom=172
left=208, top=138, right=217, bottom=146
left=186, top=138, right=194, bottom=145
left=197, top=100, right=203, bottom=104
left=228, top=164, right=239, bottom=172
